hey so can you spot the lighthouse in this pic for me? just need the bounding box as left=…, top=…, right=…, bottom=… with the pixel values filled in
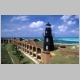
left=43, top=22, right=54, bottom=51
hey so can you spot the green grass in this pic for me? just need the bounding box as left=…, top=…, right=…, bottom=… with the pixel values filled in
left=63, top=45, right=79, bottom=52
left=3, top=42, right=79, bottom=64
left=35, top=41, right=43, bottom=48
left=6, top=44, right=35, bottom=64
left=34, top=41, right=79, bottom=64
left=50, top=49, right=79, bottom=64
left=1, top=44, right=13, bottom=64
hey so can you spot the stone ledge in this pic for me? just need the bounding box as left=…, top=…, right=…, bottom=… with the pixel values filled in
left=50, top=51, right=56, bottom=57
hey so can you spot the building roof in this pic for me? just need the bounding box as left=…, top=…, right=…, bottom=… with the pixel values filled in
left=27, top=39, right=36, bottom=46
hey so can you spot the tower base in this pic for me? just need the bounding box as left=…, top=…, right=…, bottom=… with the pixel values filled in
left=41, top=51, right=52, bottom=64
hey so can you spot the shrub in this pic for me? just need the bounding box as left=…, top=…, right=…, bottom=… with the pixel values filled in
left=1, top=45, right=12, bottom=64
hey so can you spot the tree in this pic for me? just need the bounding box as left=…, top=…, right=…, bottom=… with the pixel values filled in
left=11, top=44, right=17, bottom=55
left=11, top=43, right=24, bottom=63
left=16, top=50, right=24, bottom=63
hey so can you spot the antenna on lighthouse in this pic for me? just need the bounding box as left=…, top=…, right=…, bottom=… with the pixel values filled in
left=52, top=32, right=55, bottom=37
left=42, top=33, right=44, bottom=37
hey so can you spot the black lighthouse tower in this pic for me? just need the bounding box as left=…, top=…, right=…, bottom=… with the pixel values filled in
left=43, top=22, right=54, bottom=51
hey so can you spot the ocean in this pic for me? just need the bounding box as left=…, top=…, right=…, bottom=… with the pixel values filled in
left=2, top=37, right=79, bottom=44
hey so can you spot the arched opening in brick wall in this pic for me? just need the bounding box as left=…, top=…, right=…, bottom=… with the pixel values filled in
left=33, top=53, right=36, bottom=58
left=27, top=45, right=29, bottom=50
left=33, top=47, right=36, bottom=54
left=27, top=50, right=29, bottom=54
left=25, top=44, right=26, bottom=48
left=3, top=40, right=5, bottom=43
left=37, top=55, right=41, bottom=61
left=4, top=40, right=6, bottom=43
left=30, top=52, right=32, bottom=55
left=10, top=40, right=11, bottom=43
left=37, top=55, right=41, bottom=60
left=37, top=48, right=41, bottom=54
left=23, top=43, right=24, bottom=47
left=6, top=40, right=8, bottom=44
left=2, top=39, right=11, bottom=44
left=4, top=40, right=8, bottom=44
left=8, top=40, right=9, bottom=43
left=30, top=46, right=32, bottom=51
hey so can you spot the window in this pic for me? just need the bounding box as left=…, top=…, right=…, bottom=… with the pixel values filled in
left=46, top=38, right=48, bottom=42
left=46, top=31, right=47, bottom=33
left=46, top=46, right=48, bottom=50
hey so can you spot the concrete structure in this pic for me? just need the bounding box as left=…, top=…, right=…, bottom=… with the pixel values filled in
left=44, top=22, right=54, bottom=51
left=42, top=22, right=54, bottom=64
left=1, top=37, right=55, bottom=64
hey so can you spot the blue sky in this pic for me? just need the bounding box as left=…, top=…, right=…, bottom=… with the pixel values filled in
left=1, top=15, right=79, bottom=37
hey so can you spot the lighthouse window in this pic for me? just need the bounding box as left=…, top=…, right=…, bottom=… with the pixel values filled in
left=46, top=38, right=48, bottom=42
left=46, top=31, right=47, bottom=33
left=46, top=46, right=48, bottom=50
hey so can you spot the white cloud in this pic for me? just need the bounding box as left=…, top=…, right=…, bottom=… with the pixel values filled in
left=58, top=25, right=67, bottom=32
left=70, top=28, right=79, bottom=34
left=17, top=28, right=21, bottom=30
left=11, top=16, right=29, bottom=21
left=22, top=26, right=26, bottom=28
left=2, top=29, right=15, bottom=32
left=67, top=21, right=76, bottom=25
left=54, top=32, right=58, bottom=33
left=71, top=30, right=75, bottom=33
left=17, top=25, right=27, bottom=31
left=39, top=28, right=43, bottom=30
left=60, top=15, right=71, bottom=22
left=70, top=30, right=79, bottom=33
left=51, top=25, right=55, bottom=28
left=29, top=21, right=44, bottom=28
left=34, top=30, right=37, bottom=31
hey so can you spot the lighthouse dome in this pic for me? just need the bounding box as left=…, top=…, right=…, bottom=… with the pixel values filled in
left=46, top=22, right=51, bottom=28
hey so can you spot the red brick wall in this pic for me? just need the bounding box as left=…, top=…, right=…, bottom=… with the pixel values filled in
left=27, top=40, right=36, bottom=46
left=59, top=48, right=79, bottom=55
left=41, top=52, right=52, bottom=64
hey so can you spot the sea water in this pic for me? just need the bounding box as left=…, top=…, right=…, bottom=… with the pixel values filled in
left=24, top=37, right=79, bottom=44
left=2, top=37, right=79, bottom=44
